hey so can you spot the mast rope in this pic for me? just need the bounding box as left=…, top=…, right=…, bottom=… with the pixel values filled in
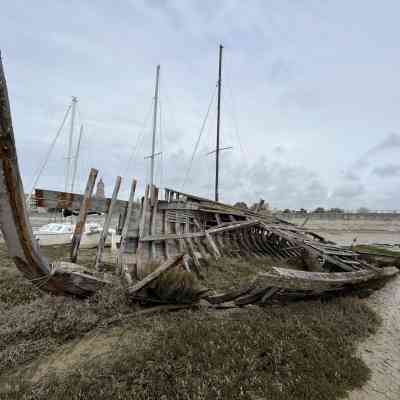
left=182, top=84, right=217, bottom=190
left=29, top=104, right=72, bottom=197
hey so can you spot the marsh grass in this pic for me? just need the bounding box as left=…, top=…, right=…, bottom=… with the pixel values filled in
left=0, top=244, right=382, bottom=399
left=2, top=298, right=379, bottom=400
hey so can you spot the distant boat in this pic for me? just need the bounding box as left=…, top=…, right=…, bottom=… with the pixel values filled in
left=34, top=222, right=115, bottom=248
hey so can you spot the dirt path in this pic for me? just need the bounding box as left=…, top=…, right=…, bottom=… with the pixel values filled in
left=347, top=275, right=400, bottom=400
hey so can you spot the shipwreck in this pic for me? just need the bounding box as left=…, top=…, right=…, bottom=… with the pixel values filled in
left=0, top=54, right=398, bottom=308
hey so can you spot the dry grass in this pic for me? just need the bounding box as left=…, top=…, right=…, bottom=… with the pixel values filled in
left=0, top=244, right=382, bottom=399
left=2, top=298, right=379, bottom=400
left=202, top=256, right=302, bottom=292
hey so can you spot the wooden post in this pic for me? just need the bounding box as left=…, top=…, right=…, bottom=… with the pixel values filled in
left=70, top=168, right=98, bottom=263
left=94, top=176, right=122, bottom=270
left=149, top=185, right=159, bottom=259
left=136, top=185, right=150, bottom=278
left=119, top=179, right=137, bottom=254
left=162, top=210, right=170, bottom=259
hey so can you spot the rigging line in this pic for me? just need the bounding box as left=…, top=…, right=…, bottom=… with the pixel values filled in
left=181, top=84, right=218, bottom=190
left=123, top=101, right=153, bottom=178
left=29, top=104, right=72, bottom=196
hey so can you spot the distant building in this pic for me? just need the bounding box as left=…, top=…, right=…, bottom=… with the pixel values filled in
left=95, top=178, right=105, bottom=198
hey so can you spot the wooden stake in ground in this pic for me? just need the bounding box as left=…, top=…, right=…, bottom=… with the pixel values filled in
left=94, top=176, right=122, bottom=270
left=119, top=179, right=137, bottom=254
left=70, top=168, right=98, bottom=263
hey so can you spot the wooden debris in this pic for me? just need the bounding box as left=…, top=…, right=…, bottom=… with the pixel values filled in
left=128, top=254, right=184, bottom=295
left=94, top=175, right=122, bottom=270
left=70, top=168, right=98, bottom=263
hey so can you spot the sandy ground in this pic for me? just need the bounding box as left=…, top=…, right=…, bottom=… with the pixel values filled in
left=347, top=275, right=400, bottom=400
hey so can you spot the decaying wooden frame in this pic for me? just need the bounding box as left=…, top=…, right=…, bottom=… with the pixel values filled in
left=0, top=54, right=398, bottom=307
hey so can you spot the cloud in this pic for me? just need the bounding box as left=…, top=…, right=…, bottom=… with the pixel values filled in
left=372, top=164, right=400, bottom=178
left=343, top=170, right=360, bottom=181
left=354, top=132, right=400, bottom=169
left=330, top=183, right=366, bottom=200
left=4, top=1, right=400, bottom=212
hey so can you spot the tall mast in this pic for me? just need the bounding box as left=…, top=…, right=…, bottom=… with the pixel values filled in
left=71, top=124, right=83, bottom=193
left=215, top=44, right=223, bottom=202
left=150, top=65, right=160, bottom=186
left=65, top=96, right=77, bottom=192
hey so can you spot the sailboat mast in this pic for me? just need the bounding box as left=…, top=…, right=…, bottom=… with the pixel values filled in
left=71, top=124, right=83, bottom=193
left=150, top=65, right=160, bottom=186
left=65, top=96, right=77, bottom=192
left=215, top=44, right=223, bottom=202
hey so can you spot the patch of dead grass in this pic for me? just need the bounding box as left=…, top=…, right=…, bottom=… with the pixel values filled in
left=1, top=297, right=379, bottom=400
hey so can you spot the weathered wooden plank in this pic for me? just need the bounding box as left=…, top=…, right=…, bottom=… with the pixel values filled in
left=0, top=55, right=50, bottom=280
left=255, top=266, right=398, bottom=291
left=206, top=220, right=259, bottom=234
left=127, top=254, right=184, bottom=295
left=141, top=231, right=205, bottom=242
left=94, top=176, right=121, bottom=270
left=136, top=185, right=150, bottom=278
left=162, top=210, right=170, bottom=259
left=205, top=282, right=256, bottom=304
left=34, top=188, right=128, bottom=214
left=119, top=179, right=137, bottom=255
left=149, top=186, right=159, bottom=259
left=184, top=237, right=201, bottom=272
left=194, top=236, right=210, bottom=260
left=205, top=232, right=221, bottom=259
left=235, top=287, right=270, bottom=306
left=70, top=168, right=98, bottom=263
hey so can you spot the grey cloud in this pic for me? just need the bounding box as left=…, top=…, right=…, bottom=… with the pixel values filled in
left=354, top=132, right=400, bottom=168
left=343, top=170, right=360, bottom=181
left=331, top=183, right=366, bottom=199
left=278, top=88, right=322, bottom=110
left=268, top=59, right=295, bottom=85
left=273, top=145, right=285, bottom=155
left=372, top=164, right=400, bottom=178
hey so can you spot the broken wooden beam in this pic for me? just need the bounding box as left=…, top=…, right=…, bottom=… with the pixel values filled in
left=119, top=178, right=137, bottom=254
left=128, top=254, right=184, bottom=295
left=94, top=175, right=122, bottom=270
left=255, top=266, right=398, bottom=291
left=70, top=168, right=98, bottom=263
left=34, top=188, right=128, bottom=215
left=0, top=54, right=51, bottom=280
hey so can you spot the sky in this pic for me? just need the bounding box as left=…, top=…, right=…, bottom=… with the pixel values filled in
left=1, top=0, right=400, bottom=211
